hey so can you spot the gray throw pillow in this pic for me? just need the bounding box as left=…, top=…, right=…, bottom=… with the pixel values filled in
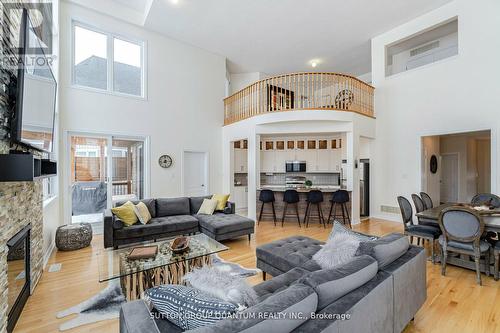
left=144, top=284, right=237, bottom=331
left=328, top=221, right=378, bottom=241
left=313, top=232, right=360, bottom=269
left=183, top=265, right=258, bottom=308
left=298, top=255, right=378, bottom=310
left=356, top=233, right=409, bottom=268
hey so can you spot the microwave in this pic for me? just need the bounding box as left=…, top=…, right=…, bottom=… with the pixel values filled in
left=285, top=161, right=306, bottom=173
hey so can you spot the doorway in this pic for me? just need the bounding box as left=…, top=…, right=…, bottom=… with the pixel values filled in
left=183, top=151, right=209, bottom=196
left=440, top=153, right=459, bottom=203
left=67, top=133, right=148, bottom=225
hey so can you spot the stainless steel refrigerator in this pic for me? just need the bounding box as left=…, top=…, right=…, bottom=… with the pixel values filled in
left=360, top=159, right=370, bottom=217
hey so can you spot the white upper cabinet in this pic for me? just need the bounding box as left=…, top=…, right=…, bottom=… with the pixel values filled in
left=259, top=136, right=342, bottom=173
left=234, top=140, right=248, bottom=173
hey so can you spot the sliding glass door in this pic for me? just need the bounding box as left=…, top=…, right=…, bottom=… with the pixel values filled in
left=68, top=133, right=147, bottom=225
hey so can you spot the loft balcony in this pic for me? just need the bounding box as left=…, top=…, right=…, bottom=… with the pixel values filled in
left=224, top=72, right=374, bottom=125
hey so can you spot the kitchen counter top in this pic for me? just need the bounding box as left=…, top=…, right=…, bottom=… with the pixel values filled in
left=258, top=185, right=345, bottom=192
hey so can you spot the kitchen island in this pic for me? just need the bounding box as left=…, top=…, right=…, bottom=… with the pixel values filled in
left=256, top=186, right=351, bottom=225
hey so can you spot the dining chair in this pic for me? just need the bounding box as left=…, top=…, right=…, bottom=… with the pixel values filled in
left=471, top=193, right=500, bottom=208
left=494, top=241, right=499, bottom=281
left=420, top=192, right=434, bottom=210
left=411, top=193, right=438, bottom=232
left=438, top=206, right=491, bottom=285
left=397, top=196, right=440, bottom=263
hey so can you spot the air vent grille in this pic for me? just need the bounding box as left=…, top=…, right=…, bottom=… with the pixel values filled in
left=410, top=41, right=440, bottom=57
left=381, top=205, right=400, bottom=214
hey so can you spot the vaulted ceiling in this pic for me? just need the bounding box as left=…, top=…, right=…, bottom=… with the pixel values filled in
left=70, top=0, right=453, bottom=75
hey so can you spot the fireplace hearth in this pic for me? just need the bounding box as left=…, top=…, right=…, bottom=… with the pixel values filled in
left=7, top=224, right=31, bottom=333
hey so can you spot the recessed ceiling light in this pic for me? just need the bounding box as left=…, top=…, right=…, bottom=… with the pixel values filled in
left=171, top=0, right=179, bottom=4
left=309, top=59, right=320, bottom=68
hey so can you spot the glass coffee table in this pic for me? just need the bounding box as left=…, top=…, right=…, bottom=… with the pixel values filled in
left=97, top=233, right=228, bottom=300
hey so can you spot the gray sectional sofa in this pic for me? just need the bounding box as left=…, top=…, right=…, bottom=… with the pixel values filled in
left=119, top=233, right=427, bottom=333
left=104, top=196, right=254, bottom=249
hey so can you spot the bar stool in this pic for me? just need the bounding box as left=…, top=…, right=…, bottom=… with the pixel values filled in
left=304, top=190, right=325, bottom=228
left=258, top=189, right=276, bottom=226
left=327, top=190, right=351, bottom=228
left=281, top=189, right=301, bottom=227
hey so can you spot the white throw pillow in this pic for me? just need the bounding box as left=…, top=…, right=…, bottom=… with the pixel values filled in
left=183, top=265, right=258, bottom=308
left=197, top=199, right=219, bottom=215
left=313, top=232, right=360, bottom=269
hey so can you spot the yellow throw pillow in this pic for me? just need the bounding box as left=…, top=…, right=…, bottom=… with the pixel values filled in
left=111, top=201, right=138, bottom=226
left=133, top=202, right=152, bottom=224
left=197, top=199, right=218, bottom=215
left=212, top=194, right=230, bottom=211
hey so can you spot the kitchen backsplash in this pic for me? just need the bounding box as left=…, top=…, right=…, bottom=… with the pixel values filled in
left=234, top=173, right=248, bottom=186
left=261, top=173, right=340, bottom=186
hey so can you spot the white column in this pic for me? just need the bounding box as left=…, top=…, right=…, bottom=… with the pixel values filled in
left=247, top=132, right=259, bottom=220
left=346, top=131, right=361, bottom=224
left=221, top=132, right=232, bottom=194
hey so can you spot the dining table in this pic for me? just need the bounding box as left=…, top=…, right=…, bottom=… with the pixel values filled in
left=416, top=203, right=500, bottom=273
left=416, top=202, right=500, bottom=233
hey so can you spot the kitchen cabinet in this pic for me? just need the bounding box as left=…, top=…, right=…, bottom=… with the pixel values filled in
left=234, top=148, right=247, bottom=172
left=261, top=150, right=276, bottom=172
left=259, top=137, right=343, bottom=173
left=330, top=149, right=342, bottom=172
left=233, top=186, right=248, bottom=209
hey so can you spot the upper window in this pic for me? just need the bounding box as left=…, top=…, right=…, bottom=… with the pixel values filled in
left=385, top=18, right=458, bottom=77
left=73, top=22, right=145, bottom=98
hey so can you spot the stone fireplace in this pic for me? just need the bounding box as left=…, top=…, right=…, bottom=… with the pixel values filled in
left=6, top=225, right=31, bottom=332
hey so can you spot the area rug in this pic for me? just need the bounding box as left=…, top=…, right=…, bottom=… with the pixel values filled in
left=56, top=253, right=260, bottom=331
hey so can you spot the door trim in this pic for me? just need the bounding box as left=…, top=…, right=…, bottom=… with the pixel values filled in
left=64, top=130, right=151, bottom=225
left=181, top=150, right=210, bottom=197
left=440, top=152, right=460, bottom=203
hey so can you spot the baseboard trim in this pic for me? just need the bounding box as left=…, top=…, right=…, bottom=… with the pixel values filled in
left=43, top=241, right=56, bottom=269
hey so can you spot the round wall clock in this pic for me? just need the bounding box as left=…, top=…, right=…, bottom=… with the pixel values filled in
left=158, top=155, right=173, bottom=168
left=430, top=155, right=438, bottom=174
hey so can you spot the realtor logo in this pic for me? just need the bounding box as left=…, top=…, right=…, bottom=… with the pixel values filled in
left=2, top=1, right=53, bottom=55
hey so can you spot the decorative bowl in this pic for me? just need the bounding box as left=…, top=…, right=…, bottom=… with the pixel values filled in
left=170, top=236, right=189, bottom=254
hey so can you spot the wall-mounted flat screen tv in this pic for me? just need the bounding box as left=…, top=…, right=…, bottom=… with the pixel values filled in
left=12, top=9, right=56, bottom=153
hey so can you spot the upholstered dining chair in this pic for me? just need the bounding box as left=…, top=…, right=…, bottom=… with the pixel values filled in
left=438, top=206, right=491, bottom=285
left=471, top=193, right=500, bottom=208
left=420, top=192, right=434, bottom=210
left=397, top=196, right=440, bottom=263
left=494, top=241, right=500, bottom=281
left=411, top=193, right=438, bottom=232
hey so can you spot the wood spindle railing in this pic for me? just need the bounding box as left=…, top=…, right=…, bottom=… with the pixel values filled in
left=223, top=72, right=374, bottom=125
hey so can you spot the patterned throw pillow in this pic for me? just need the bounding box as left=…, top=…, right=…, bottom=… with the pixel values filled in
left=144, top=285, right=237, bottom=330
left=133, top=202, right=152, bottom=224
left=328, top=221, right=378, bottom=242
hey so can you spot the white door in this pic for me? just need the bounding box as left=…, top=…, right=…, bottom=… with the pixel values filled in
left=440, top=154, right=459, bottom=203
left=183, top=151, right=209, bottom=196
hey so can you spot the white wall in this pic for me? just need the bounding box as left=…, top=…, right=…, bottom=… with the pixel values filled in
left=43, top=0, right=61, bottom=267
left=228, top=72, right=269, bottom=95
left=59, top=2, right=226, bottom=223
left=421, top=136, right=440, bottom=204
left=371, top=0, right=500, bottom=221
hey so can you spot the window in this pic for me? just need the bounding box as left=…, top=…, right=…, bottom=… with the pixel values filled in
left=385, top=18, right=458, bottom=77
left=72, top=22, right=145, bottom=97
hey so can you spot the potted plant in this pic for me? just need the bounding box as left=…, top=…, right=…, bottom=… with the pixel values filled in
left=305, top=180, right=313, bottom=188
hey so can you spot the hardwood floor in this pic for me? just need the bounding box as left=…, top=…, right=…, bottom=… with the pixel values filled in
left=14, top=218, right=500, bottom=333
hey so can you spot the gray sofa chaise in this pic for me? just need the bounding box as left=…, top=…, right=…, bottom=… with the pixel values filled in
left=119, top=233, right=427, bottom=333
left=104, top=196, right=254, bottom=248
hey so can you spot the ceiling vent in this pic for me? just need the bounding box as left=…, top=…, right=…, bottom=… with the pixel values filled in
left=410, top=41, right=440, bottom=57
